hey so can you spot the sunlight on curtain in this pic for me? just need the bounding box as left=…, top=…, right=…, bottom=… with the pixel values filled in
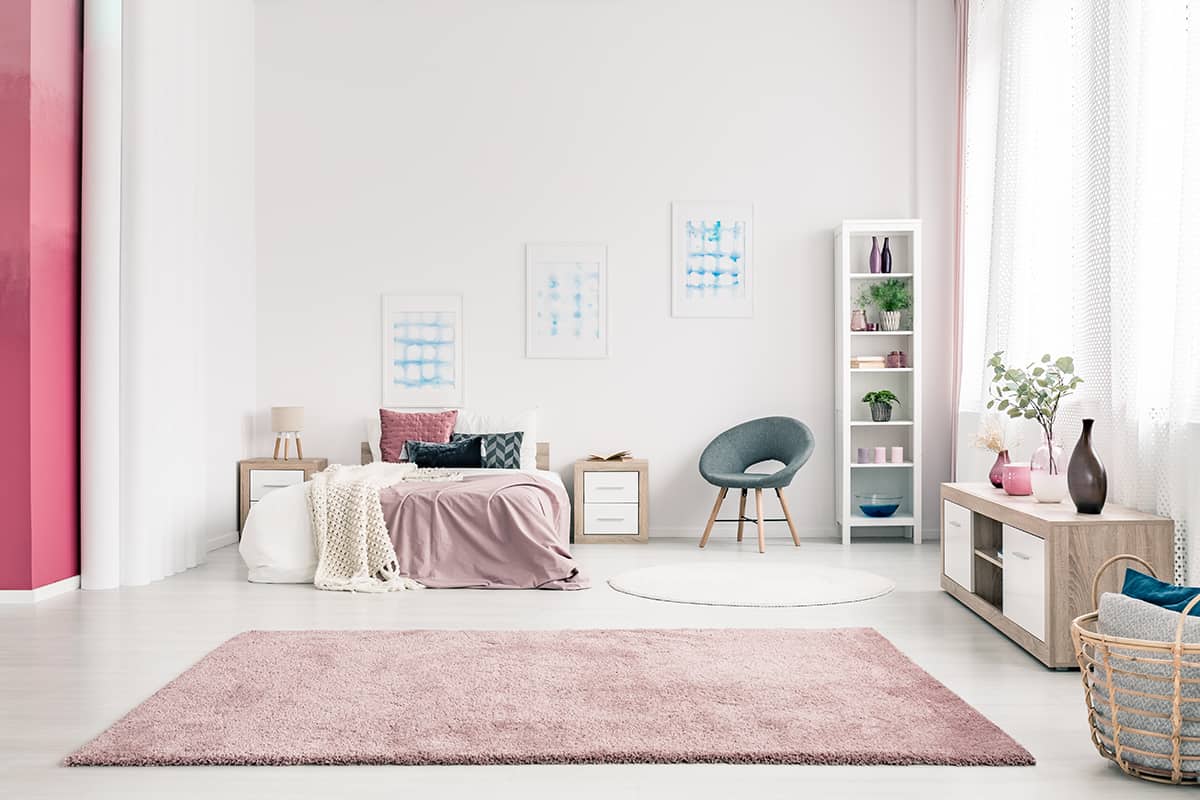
left=958, top=0, right=1200, bottom=582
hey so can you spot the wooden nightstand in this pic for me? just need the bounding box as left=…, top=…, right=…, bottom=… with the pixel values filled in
left=572, top=459, right=649, bottom=543
left=238, top=457, right=328, bottom=531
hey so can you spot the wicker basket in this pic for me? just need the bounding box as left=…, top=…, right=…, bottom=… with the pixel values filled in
left=1072, top=554, right=1200, bottom=784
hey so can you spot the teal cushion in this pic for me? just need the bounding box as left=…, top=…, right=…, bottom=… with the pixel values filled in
left=407, top=437, right=483, bottom=469
left=1123, top=568, right=1200, bottom=616
left=452, top=431, right=523, bottom=469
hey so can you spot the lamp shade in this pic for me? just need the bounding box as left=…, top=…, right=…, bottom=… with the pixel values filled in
left=270, top=406, right=304, bottom=432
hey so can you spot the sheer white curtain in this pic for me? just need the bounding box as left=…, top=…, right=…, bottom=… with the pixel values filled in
left=957, top=0, right=1200, bottom=582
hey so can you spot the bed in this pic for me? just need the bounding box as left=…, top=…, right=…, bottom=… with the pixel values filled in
left=238, top=439, right=587, bottom=589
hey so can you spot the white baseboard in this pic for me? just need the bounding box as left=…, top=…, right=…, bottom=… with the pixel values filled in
left=0, top=574, right=81, bottom=604
left=207, top=531, right=239, bottom=552
left=649, top=525, right=940, bottom=541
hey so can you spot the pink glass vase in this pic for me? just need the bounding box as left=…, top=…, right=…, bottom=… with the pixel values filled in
left=988, top=449, right=1010, bottom=489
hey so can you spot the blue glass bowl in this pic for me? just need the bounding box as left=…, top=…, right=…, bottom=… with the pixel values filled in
left=856, top=494, right=902, bottom=518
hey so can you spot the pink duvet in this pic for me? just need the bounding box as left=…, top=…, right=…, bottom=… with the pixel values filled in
left=379, top=474, right=588, bottom=590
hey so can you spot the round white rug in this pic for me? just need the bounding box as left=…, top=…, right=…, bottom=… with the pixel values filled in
left=607, top=562, right=895, bottom=607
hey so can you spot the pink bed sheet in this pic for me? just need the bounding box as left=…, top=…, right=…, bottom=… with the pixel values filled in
left=380, top=473, right=588, bottom=590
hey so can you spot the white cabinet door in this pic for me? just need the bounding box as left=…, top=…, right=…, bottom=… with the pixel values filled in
left=583, top=503, right=639, bottom=535
left=942, top=500, right=973, bottom=591
left=1003, top=524, right=1046, bottom=641
left=583, top=471, right=639, bottom=503
left=249, top=469, right=304, bottom=501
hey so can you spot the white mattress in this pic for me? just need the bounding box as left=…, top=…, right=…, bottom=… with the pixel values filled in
left=238, top=468, right=566, bottom=584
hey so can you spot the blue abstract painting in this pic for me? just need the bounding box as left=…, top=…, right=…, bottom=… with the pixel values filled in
left=672, top=203, right=754, bottom=318
left=526, top=244, right=608, bottom=358
left=381, top=295, right=464, bottom=406
left=684, top=219, right=746, bottom=297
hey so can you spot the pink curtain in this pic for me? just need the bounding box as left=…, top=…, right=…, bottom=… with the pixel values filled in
left=949, top=0, right=969, bottom=479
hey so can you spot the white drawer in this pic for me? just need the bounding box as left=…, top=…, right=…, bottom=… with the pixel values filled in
left=249, top=469, right=304, bottom=501
left=1002, top=524, right=1046, bottom=641
left=583, top=502, right=640, bottom=535
left=583, top=471, right=639, bottom=503
left=942, top=500, right=973, bottom=592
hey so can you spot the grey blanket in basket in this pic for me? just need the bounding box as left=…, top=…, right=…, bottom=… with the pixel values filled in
left=1094, top=592, right=1200, bottom=773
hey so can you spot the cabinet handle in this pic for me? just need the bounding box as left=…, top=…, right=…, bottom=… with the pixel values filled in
left=262, top=483, right=290, bottom=489
left=596, top=517, right=625, bottom=522
left=1010, top=550, right=1031, bottom=560
left=594, top=486, right=624, bottom=490
left=947, top=520, right=961, bottom=527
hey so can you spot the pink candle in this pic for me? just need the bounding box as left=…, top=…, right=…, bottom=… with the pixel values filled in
left=1002, top=462, right=1033, bottom=496
left=890, top=446, right=904, bottom=463
left=873, top=447, right=887, bottom=464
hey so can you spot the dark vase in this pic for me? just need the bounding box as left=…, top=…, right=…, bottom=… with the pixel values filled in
left=869, top=237, right=881, bottom=273
left=989, top=450, right=1010, bottom=489
left=1068, top=418, right=1107, bottom=513
left=881, top=237, right=893, bottom=273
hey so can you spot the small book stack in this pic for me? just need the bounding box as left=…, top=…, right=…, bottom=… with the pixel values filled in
left=850, top=356, right=887, bottom=369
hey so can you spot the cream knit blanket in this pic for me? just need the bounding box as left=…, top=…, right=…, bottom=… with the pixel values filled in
left=308, top=463, right=424, bottom=593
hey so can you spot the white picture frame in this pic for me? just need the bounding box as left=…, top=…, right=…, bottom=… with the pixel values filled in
left=671, top=202, right=754, bottom=318
left=525, top=243, right=609, bottom=359
left=381, top=294, right=464, bottom=407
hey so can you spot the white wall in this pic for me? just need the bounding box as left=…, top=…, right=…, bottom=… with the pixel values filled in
left=254, top=0, right=957, bottom=539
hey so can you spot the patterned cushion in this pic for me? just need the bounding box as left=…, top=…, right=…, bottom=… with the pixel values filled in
left=452, top=431, right=524, bottom=469
left=379, top=409, right=458, bottom=462
left=406, top=437, right=483, bottom=469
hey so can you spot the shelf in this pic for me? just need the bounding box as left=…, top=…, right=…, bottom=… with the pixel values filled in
left=851, top=330, right=913, bottom=336
left=974, top=548, right=1003, bottom=568
left=848, top=512, right=915, bottom=527
left=851, top=367, right=913, bottom=373
left=849, top=420, right=913, bottom=426
left=851, top=462, right=914, bottom=468
left=849, top=272, right=914, bottom=279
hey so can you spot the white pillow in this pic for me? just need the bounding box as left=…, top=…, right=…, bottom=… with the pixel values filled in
left=455, top=408, right=539, bottom=470
left=366, top=408, right=539, bottom=469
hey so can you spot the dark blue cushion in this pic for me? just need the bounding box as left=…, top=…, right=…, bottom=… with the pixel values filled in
left=406, top=437, right=482, bottom=469
left=1122, top=568, right=1200, bottom=616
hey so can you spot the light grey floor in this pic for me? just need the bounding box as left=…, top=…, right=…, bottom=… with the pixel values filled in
left=0, top=536, right=1177, bottom=799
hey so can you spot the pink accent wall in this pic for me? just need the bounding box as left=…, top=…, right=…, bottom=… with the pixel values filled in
left=0, top=0, right=81, bottom=591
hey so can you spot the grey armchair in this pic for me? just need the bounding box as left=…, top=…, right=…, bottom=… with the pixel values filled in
left=697, top=416, right=815, bottom=553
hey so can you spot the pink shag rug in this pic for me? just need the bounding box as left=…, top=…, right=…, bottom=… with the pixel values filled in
left=65, top=628, right=1033, bottom=767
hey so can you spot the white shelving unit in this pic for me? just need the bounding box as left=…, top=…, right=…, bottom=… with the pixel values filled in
left=834, top=219, right=922, bottom=545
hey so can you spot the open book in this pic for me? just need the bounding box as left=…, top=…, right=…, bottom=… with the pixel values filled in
left=587, top=450, right=633, bottom=462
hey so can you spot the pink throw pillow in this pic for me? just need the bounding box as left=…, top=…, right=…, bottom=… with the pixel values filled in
left=379, top=409, right=458, bottom=462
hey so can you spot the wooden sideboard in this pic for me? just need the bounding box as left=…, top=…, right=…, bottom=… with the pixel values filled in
left=939, top=482, right=1174, bottom=669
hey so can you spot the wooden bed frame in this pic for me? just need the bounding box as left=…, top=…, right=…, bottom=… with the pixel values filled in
left=361, top=441, right=550, bottom=471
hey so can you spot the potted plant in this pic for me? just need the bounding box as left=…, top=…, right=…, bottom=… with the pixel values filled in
left=864, top=279, right=911, bottom=331
left=862, top=390, right=900, bottom=422
left=986, top=351, right=1083, bottom=503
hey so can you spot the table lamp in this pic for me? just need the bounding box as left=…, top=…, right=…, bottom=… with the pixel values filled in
left=270, top=406, right=304, bottom=460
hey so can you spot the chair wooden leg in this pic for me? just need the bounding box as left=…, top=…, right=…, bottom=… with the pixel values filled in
left=699, top=488, right=728, bottom=549
left=755, top=489, right=765, bottom=553
left=776, top=487, right=801, bottom=547
left=736, top=489, right=747, bottom=542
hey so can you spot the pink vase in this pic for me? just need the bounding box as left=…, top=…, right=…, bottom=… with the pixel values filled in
left=1001, top=462, right=1032, bottom=496
left=988, top=450, right=1010, bottom=489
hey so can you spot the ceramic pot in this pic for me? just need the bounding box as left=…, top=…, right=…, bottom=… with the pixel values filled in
left=869, top=402, right=893, bottom=422
left=869, top=237, right=881, bottom=273
left=988, top=449, right=1010, bottom=489
left=1068, top=418, right=1107, bottom=513
left=1002, top=462, right=1032, bottom=496
left=881, top=311, right=902, bottom=331
left=1029, top=435, right=1066, bottom=503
